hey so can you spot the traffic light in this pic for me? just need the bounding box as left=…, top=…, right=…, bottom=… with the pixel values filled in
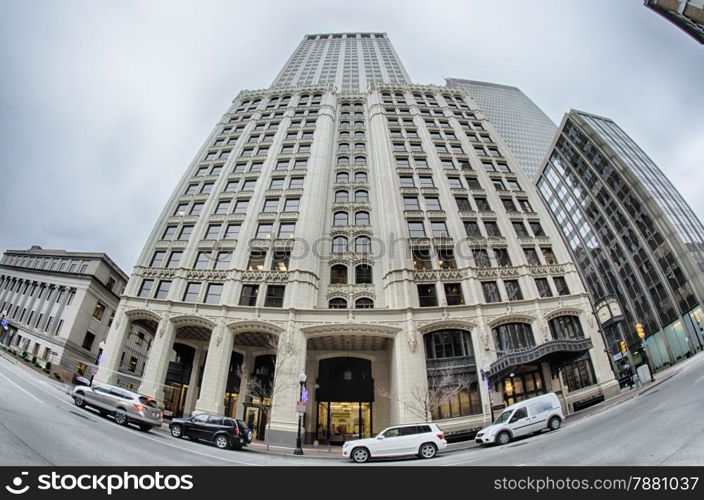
left=619, top=340, right=627, bottom=355
left=635, top=323, right=645, bottom=339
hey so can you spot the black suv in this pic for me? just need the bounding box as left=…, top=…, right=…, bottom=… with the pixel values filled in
left=169, top=413, right=252, bottom=450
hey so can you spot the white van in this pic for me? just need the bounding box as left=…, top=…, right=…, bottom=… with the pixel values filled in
left=475, top=392, right=564, bottom=446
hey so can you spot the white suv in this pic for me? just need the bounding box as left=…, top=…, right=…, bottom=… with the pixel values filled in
left=342, top=423, right=447, bottom=463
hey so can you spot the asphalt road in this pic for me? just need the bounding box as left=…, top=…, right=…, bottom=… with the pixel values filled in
left=1, top=351, right=703, bottom=467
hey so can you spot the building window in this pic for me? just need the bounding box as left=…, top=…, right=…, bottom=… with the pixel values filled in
left=492, top=323, right=536, bottom=352
left=355, top=264, right=373, bottom=284
left=162, top=226, right=177, bottom=240
left=256, top=223, right=274, bottom=239
left=444, top=283, right=464, bottom=305
left=128, top=356, right=138, bottom=372
left=271, top=251, right=290, bottom=272
left=549, top=316, right=584, bottom=340
left=247, top=251, right=266, bottom=271
left=138, top=279, right=154, bottom=298
left=194, top=252, right=211, bottom=269
left=335, top=190, right=349, bottom=203
left=496, top=249, right=512, bottom=267
left=82, top=332, right=96, bottom=351
left=150, top=251, right=166, bottom=267
left=512, top=222, right=529, bottom=237
left=431, top=222, right=449, bottom=237
left=553, top=277, right=570, bottom=296
left=330, top=264, right=348, bottom=284
left=155, top=280, right=171, bottom=300
left=481, top=281, right=501, bottom=303
left=524, top=248, right=541, bottom=265
left=328, top=298, right=347, bottom=309
left=224, top=224, right=240, bottom=239
left=167, top=251, right=183, bottom=268
left=204, top=283, right=223, bottom=305
left=464, top=221, right=481, bottom=237
left=205, top=224, right=221, bottom=239
left=425, top=197, right=441, bottom=211
left=264, top=286, right=285, bottom=307
left=183, top=282, right=201, bottom=302
left=93, top=302, right=106, bottom=321
left=504, top=280, right=523, bottom=301
left=535, top=278, right=552, bottom=298
left=355, top=190, right=369, bottom=203
left=284, top=198, right=300, bottom=211
left=418, top=284, right=438, bottom=307
left=355, top=236, right=371, bottom=254
left=541, top=247, right=557, bottom=264
left=333, top=211, right=348, bottom=226
left=438, top=249, right=456, bottom=269
left=354, top=298, right=374, bottom=309
left=413, top=249, right=432, bottom=270
left=472, top=249, right=491, bottom=268
left=355, top=211, right=370, bottom=226
left=562, top=353, right=597, bottom=392
left=332, top=236, right=348, bottom=253
left=239, top=285, right=259, bottom=306
left=530, top=222, right=545, bottom=236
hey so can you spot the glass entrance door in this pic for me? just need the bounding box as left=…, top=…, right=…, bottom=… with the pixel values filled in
left=244, top=406, right=267, bottom=440
left=316, top=402, right=371, bottom=444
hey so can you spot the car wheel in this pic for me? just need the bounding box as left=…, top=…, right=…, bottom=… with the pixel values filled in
left=138, top=424, right=152, bottom=432
left=351, top=447, right=370, bottom=463
left=73, top=394, right=85, bottom=408
left=549, top=416, right=562, bottom=431
left=114, top=410, right=129, bottom=426
left=496, top=431, right=511, bottom=446
left=170, top=424, right=183, bottom=438
left=215, top=435, right=230, bottom=450
left=418, top=443, right=437, bottom=459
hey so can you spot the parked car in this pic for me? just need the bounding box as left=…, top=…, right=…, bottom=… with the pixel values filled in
left=475, top=392, right=564, bottom=446
left=342, top=423, right=447, bottom=463
left=169, top=413, right=253, bottom=450
left=71, top=384, right=163, bottom=431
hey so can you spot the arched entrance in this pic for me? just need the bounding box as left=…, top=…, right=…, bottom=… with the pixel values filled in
left=315, top=357, right=373, bottom=444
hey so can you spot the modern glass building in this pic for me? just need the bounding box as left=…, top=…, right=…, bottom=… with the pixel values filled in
left=446, top=78, right=558, bottom=181
left=95, top=34, right=617, bottom=446
left=537, top=110, right=704, bottom=376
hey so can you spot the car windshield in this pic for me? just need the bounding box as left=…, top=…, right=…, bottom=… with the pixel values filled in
left=138, top=396, right=158, bottom=408
left=493, top=409, right=514, bottom=425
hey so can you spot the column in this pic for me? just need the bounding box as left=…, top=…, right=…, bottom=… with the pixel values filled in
left=182, top=345, right=205, bottom=417
left=138, top=316, right=176, bottom=400
left=235, top=352, right=254, bottom=419
left=94, top=306, right=130, bottom=385
left=194, top=319, right=233, bottom=415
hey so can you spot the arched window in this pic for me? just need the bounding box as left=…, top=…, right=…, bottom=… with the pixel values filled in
left=355, top=264, right=373, bottom=284
left=333, top=211, right=348, bottom=226
left=332, top=236, right=348, bottom=253
left=329, top=298, right=348, bottom=309
left=338, top=143, right=350, bottom=151
left=355, top=211, right=370, bottom=226
left=337, top=156, right=350, bottom=166
left=492, top=323, right=536, bottom=353
left=355, top=190, right=369, bottom=203
left=330, top=264, right=348, bottom=284
left=340, top=121, right=350, bottom=128
left=355, top=236, right=371, bottom=254
left=339, top=131, right=350, bottom=139
left=335, top=190, right=349, bottom=203
left=355, top=172, right=367, bottom=183
left=422, top=329, right=481, bottom=418
left=354, top=121, right=364, bottom=128
left=355, top=298, right=374, bottom=309
left=354, top=131, right=365, bottom=139
left=336, top=172, right=349, bottom=183
left=354, top=156, right=366, bottom=165
left=549, top=316, right=584, bottom=340
left=354, top=142, right=365, bottom=151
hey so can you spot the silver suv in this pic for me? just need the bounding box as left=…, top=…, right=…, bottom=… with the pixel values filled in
left=72, top=384, right=163, bottom=431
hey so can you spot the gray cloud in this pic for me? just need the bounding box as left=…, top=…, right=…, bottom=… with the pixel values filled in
left=1, top=0, right=702, bottom=272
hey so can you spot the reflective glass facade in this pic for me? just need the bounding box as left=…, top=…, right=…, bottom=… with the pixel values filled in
left=537, top=110, right=704, bottom=371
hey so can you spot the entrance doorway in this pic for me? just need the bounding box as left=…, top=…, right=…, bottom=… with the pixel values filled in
left=244, top=405, right=268, bottom=440
left=317, top=401, right=371, bottom=444
left=502, top=364, right=545, bottom=406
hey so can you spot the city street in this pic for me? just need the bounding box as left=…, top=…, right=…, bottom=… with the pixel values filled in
left=1, top=351, right=703, bottom=467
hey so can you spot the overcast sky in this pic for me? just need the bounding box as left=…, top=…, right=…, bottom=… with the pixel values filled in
left=1, top=0, right=702, bottom=273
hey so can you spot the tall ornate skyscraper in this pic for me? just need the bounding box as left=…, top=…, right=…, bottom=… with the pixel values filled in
left=446, top=78, right=557, bottom=181
left=537, top=110, right=704, bottom=376
left=96, top=33, right=616, bottom=446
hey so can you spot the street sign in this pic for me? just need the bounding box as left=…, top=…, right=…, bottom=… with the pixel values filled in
left=642, top=337, right=653, bottom=347
left=296, top=401, right=306, bottom=416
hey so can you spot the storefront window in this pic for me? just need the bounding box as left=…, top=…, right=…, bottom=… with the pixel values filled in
left=562, top=353, right=596, bottom=392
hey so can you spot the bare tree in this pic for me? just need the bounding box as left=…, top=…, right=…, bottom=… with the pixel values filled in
left=240, top=333, right=294, bottom=451
left=381, top=367, right=471, bottom=422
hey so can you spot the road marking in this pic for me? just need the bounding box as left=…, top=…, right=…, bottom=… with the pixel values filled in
left=440, top=456, right=483, bottom=466
left=695, top=375, right=704, bottom=384
left=0, top=371, right=46, bottom=405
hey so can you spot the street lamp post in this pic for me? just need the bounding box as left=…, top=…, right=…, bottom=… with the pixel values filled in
left=294, top=371, right=307, bottom=456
